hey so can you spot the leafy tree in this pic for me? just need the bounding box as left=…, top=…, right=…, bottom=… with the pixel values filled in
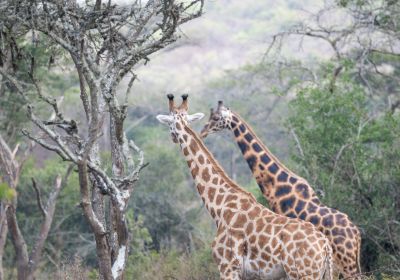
left=287, top=66, right=400, bottom=275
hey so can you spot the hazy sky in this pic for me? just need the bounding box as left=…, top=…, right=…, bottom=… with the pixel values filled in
left=129, top=1, right=326, bottom=96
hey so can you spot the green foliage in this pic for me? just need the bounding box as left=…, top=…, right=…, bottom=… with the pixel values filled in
left=0, top=182, right=16, bottom=201
left=128, top=124, right=211, bottom=251
left=125, top=247, right=219, bottom=280
left=287, top=66, right=400, bottom=275
left=3, top=157, right=97, bottom=271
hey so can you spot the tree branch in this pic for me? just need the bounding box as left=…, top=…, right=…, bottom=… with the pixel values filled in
left=31, top=178, right=46, bottom=218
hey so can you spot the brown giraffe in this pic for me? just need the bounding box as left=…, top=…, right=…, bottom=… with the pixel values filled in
left=157, top=94, right=333, bottom=280
left=200, top=101, right=362, bottom=279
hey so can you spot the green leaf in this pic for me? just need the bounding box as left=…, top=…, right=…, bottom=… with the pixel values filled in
left=0, top=182, right=16, bottom=201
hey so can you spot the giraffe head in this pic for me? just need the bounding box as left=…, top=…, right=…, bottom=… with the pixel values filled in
left=156, top=94, right=205, bottom=143
left=200, top=100, right=233, bottom=138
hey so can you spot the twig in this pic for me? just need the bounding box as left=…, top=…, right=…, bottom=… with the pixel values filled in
left=31, top=178, right=46, bottom=217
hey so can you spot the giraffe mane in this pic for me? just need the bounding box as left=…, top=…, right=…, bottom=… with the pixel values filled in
left=183, top=124, right=257, bottom=203
left=232, top=111, right=306, bottom=180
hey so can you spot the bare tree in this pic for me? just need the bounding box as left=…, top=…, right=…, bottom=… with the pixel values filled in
left=266, top=0, right=400, bottom=109
left=0, top=0, right=203, bottom=279
left=0, top=135, right=73, bottom=280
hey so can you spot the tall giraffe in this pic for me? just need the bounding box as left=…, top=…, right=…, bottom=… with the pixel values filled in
left=157, top=94, right=333, bottom=280
left=200, top=101, right=362, bottom=279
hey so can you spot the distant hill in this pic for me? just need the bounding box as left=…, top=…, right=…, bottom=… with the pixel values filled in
left=129, top=0, right=325, bottom=102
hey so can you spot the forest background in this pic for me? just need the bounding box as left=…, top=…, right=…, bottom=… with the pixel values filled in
left=0, top=0, right=399, bottom=279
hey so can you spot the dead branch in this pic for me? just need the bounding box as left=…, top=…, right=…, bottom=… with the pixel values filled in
left=31, top=178, right=46, bottom=218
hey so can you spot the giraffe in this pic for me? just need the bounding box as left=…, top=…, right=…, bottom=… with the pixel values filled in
left=200, top=101, right=362, bottom=279
left=157, top=94, right=333, bottom=280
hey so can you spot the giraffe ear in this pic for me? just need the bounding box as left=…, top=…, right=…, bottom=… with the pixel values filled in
left=156, top=114, right=173, bottom=125
left=187, top=113, right=205, bottom=123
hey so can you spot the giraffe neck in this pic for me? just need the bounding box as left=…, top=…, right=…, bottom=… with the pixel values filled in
left=228, top=112, right=312, bottom=204
left=177, top=123, right=257, bottom=224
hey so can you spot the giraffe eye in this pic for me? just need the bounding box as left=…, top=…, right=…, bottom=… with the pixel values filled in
left=212, top=116, right=220, bottom=121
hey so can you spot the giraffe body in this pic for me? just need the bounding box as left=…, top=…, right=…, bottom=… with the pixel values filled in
left=200, top=102, right=362, bottom=279
left=157, top=95, right=333, bottom=280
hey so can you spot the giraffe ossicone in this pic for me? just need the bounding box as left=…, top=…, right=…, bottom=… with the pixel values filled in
left=200, top=101, right=362, bottom=279
left=157, top=95, right=333, bottom=280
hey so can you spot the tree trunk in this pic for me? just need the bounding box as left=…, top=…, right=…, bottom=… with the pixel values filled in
left=0, top=207, right=8, bottom=280
left=6, top=206, right=29, bottom=280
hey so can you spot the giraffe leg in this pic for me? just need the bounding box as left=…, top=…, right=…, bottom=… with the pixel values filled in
left=213, top=257, right=243, bottom=280
left=282, top=245, right=333, bottom=280
left=336, top=250, right=362, bottom=279
left=215, top=256, right=244, bottom=280
left=211, top=227, right=245, bottom=280
left=218, top=268, right=243, bottom=280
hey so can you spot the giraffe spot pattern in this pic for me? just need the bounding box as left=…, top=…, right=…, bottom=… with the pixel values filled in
left=252, top=143, right=262, bottom=152
left=198, top=154, right=205, bottom=164
left=299, top=212, right=307, bottom=220
left=246, top=155, right=258, bottom=171
left=295, top=184, right=310, bottom=199
left=345, top=241, right=353, bottom=249
left=331, top=227, right=345, bottom=237
left=232, top=213, right=247, bottom=228
left=309, top=215, right=320, bottom=226
left=202, top=168, right=211, bottom=182
left=208, top=188, right=216, bottom=202
left=185, top=115, right=360, bottom=278
left=215, top=194, right=223, bottom=205
left=191, top=165, right=199, bottom=177
left=260, top=154, right=271, bottom=164
left=280, top=196, right=296, bottom=213
left=289, top=176, right=298, bottom=184
left=222, top=209, right=234, bottom=224
left=189, top=139, right=199, bottom=154
left=312, top=198, right=320, bottom=204
left=197, top=184, right=205, bottom=195
left=238, top=140, right=249, bottom=154
left=239, top=124, right=246, bottom=133
left=319, top=207, right=329, bottom=216
left=287, top=212, right=296, bottom=218
left=334, top=237, right=345, bottom=245
left=322, top=215, right=334, bottom=228
left=244, top=133, right=253, bottom=143
left=277, top=171, right=289, bottom=182
left=275, top=185, right=292, bottom=197
left=268, top=163, right=279, bottom=174
left=210, top=208, right=216, bottom=218
left=248, top=206, right=261, bottom=218
left=307, top=203, right=318, bottom=213
left=295, top=200, right=306, bottom=214
left=233, top=128, right=240, bottom=137
left=335, top=213, right=348, bottom=227
left=346, top=228, right=354, bottom=238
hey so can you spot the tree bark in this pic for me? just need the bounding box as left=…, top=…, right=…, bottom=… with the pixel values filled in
left=6, top=205, right=29, bottom=280
left=0, top=206, right=8, bottom=280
